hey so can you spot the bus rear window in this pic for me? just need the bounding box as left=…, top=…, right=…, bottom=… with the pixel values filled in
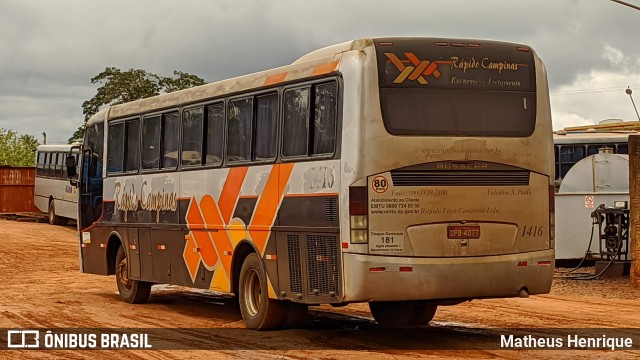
left=380, top=88, right=535, bottom=136
left=375, top=38, right=537, bottom=137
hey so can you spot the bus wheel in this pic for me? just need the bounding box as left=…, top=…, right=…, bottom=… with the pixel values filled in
left=48, top=201, right=63, bottom=225
left=369, top=301, right=437, bottom=328
left=238, top=253, right=285, bottom=330
left=115, top=246, right=151, bottom=304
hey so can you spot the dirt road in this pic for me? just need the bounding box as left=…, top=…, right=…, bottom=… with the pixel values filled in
left=1, top=219, right=639, bottom=359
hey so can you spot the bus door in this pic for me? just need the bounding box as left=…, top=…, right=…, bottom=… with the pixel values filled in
left=78, top=148, right=103, bottom=230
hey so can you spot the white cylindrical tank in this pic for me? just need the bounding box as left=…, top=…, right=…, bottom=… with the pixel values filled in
left=555, top=153, right=629, bottom=260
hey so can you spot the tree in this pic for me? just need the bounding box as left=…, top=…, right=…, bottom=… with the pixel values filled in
left=0, top=128, right=39, bottom=166
left=68, top=68, right=206, bottom=143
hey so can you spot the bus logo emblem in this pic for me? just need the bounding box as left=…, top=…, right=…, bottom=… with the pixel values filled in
left=372, top=176, right=389, bottom=193
left=384, top=52, right=442, bottom=85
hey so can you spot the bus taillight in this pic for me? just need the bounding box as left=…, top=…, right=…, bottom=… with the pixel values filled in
left=349, top=186, right=367, bottom=215
left=349, top=186, right=368, bottom=244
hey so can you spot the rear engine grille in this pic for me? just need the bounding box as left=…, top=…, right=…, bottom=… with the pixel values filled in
left=390, top=170, right=530, bottom=186
left=325, top=197, right=338, bottom=222
left=306, top=234, right=339, bottom=297
left=287, top=234, right=303, bottom=294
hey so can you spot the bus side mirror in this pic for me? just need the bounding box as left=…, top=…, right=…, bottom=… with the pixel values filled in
left=66, top=155, right=77, bottom=185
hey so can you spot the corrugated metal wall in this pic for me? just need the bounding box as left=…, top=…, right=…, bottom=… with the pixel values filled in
left=0, top=167, right=38, bottom=213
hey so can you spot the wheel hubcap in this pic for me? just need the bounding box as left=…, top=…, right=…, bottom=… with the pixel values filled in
left=243, top=269, right=261, bottom=317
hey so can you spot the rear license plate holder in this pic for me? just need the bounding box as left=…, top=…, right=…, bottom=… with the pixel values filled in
left=447, top=225, right=480, bottom=239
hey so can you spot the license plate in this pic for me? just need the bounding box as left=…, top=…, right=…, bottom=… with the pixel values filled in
left=447, top=225, right=480, bottom=239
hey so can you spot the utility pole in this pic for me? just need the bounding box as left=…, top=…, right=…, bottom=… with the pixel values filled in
left=627, top=88, right=640, bottom=121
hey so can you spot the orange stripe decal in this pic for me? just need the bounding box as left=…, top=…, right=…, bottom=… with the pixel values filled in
left=405, top=52, right=421, bottom=66
left=394, top=67, right=413, bottom=84
left=385, top=53, right=405, bottom=70
left=249, top=163, right=294, bottom=252
left=409, top=61, right=430, bottom=80
left=218, top=167, right=249, bottom=224
left=264, top=72, right=287, bottom=86
left=200, top=194, right=234, bottom=279
left=186, top=198, right=218, bottom=268
left=312, top=60, right=339, bottom=76
left=183, top=233, right=201, bottom=282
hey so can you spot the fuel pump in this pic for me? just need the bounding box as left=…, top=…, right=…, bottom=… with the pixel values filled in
left=556, top=201, right=630, bottom=279
left=592, top=202, right=630, bottom=262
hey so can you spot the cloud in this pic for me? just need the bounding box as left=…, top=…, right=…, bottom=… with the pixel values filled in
left=1, top=0, right=640, bottom=141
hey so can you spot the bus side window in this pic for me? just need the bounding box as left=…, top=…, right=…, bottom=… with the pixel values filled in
left=282, top=86, right=310, bottom=158
left=558, top=145, right=585, bottom=179
left=142, top=115, right=161, bottom=170
left=162, top=112, right=179, bottom=169
left=57, top=152, right=65, bottom=178
left=36, top=152, right=45, bottom=176
left=311, top=82, right=338, bottom=155
left=617, top=144, right=628, bottom=154
left=254, top=93, right=278, bottom=161
left=182, top=108, right=204, bottom=167
left=108, top=123, right=125, bottom=173
left=47, top=153, right=55, bottom=177
left=205, top=103, right=224, bottom=166
left=587, top=145, right=600, bottom=156
left=227, top=98, right=253, bottom=163
left=124, top=119, right=140, bottom=172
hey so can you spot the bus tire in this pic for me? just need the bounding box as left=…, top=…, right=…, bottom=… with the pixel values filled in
left=238, top=253, right=286, bottom=330
left=369, top=301, right=437, bottom=328
left=115, top=246, right=151, bottom=304
left=48, top=201, right=63, bottom=225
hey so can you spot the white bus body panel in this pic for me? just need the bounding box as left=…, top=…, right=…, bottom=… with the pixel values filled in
left=34, top=177, right=78, bottom=219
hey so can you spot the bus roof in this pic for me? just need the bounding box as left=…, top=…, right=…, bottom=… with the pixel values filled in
left=86, top=37, right=539, bottom=126
left=553, top=131, right=634, bottom=144
left=36, top=144, right=78, bottom=152
left=87, top=40, right=367, bottom=125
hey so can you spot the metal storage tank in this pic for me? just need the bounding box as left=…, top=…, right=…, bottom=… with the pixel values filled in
left=555, top=151, right=630, bottom=260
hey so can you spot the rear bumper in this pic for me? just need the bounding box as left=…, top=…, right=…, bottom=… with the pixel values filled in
left=342, top=249, right=554, bottom=302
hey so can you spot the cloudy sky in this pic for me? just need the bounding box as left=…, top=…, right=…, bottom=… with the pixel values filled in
left=1, top=0, right=639, bottom=144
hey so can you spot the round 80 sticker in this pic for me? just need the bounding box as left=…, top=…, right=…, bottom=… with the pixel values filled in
left=372, top=175, right=389, bottom=193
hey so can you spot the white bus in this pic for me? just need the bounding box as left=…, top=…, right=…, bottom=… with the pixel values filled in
left=70, top=37, right=554, bottom=329
left=35, top=144, right=79, bottom=225
left=554, top=130, right=632, bottom=184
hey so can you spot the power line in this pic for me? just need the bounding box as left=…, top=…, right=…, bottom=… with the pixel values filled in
left=611, top=0, right=640, bottom=11
left=551, top=84, right=640, bottom=95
